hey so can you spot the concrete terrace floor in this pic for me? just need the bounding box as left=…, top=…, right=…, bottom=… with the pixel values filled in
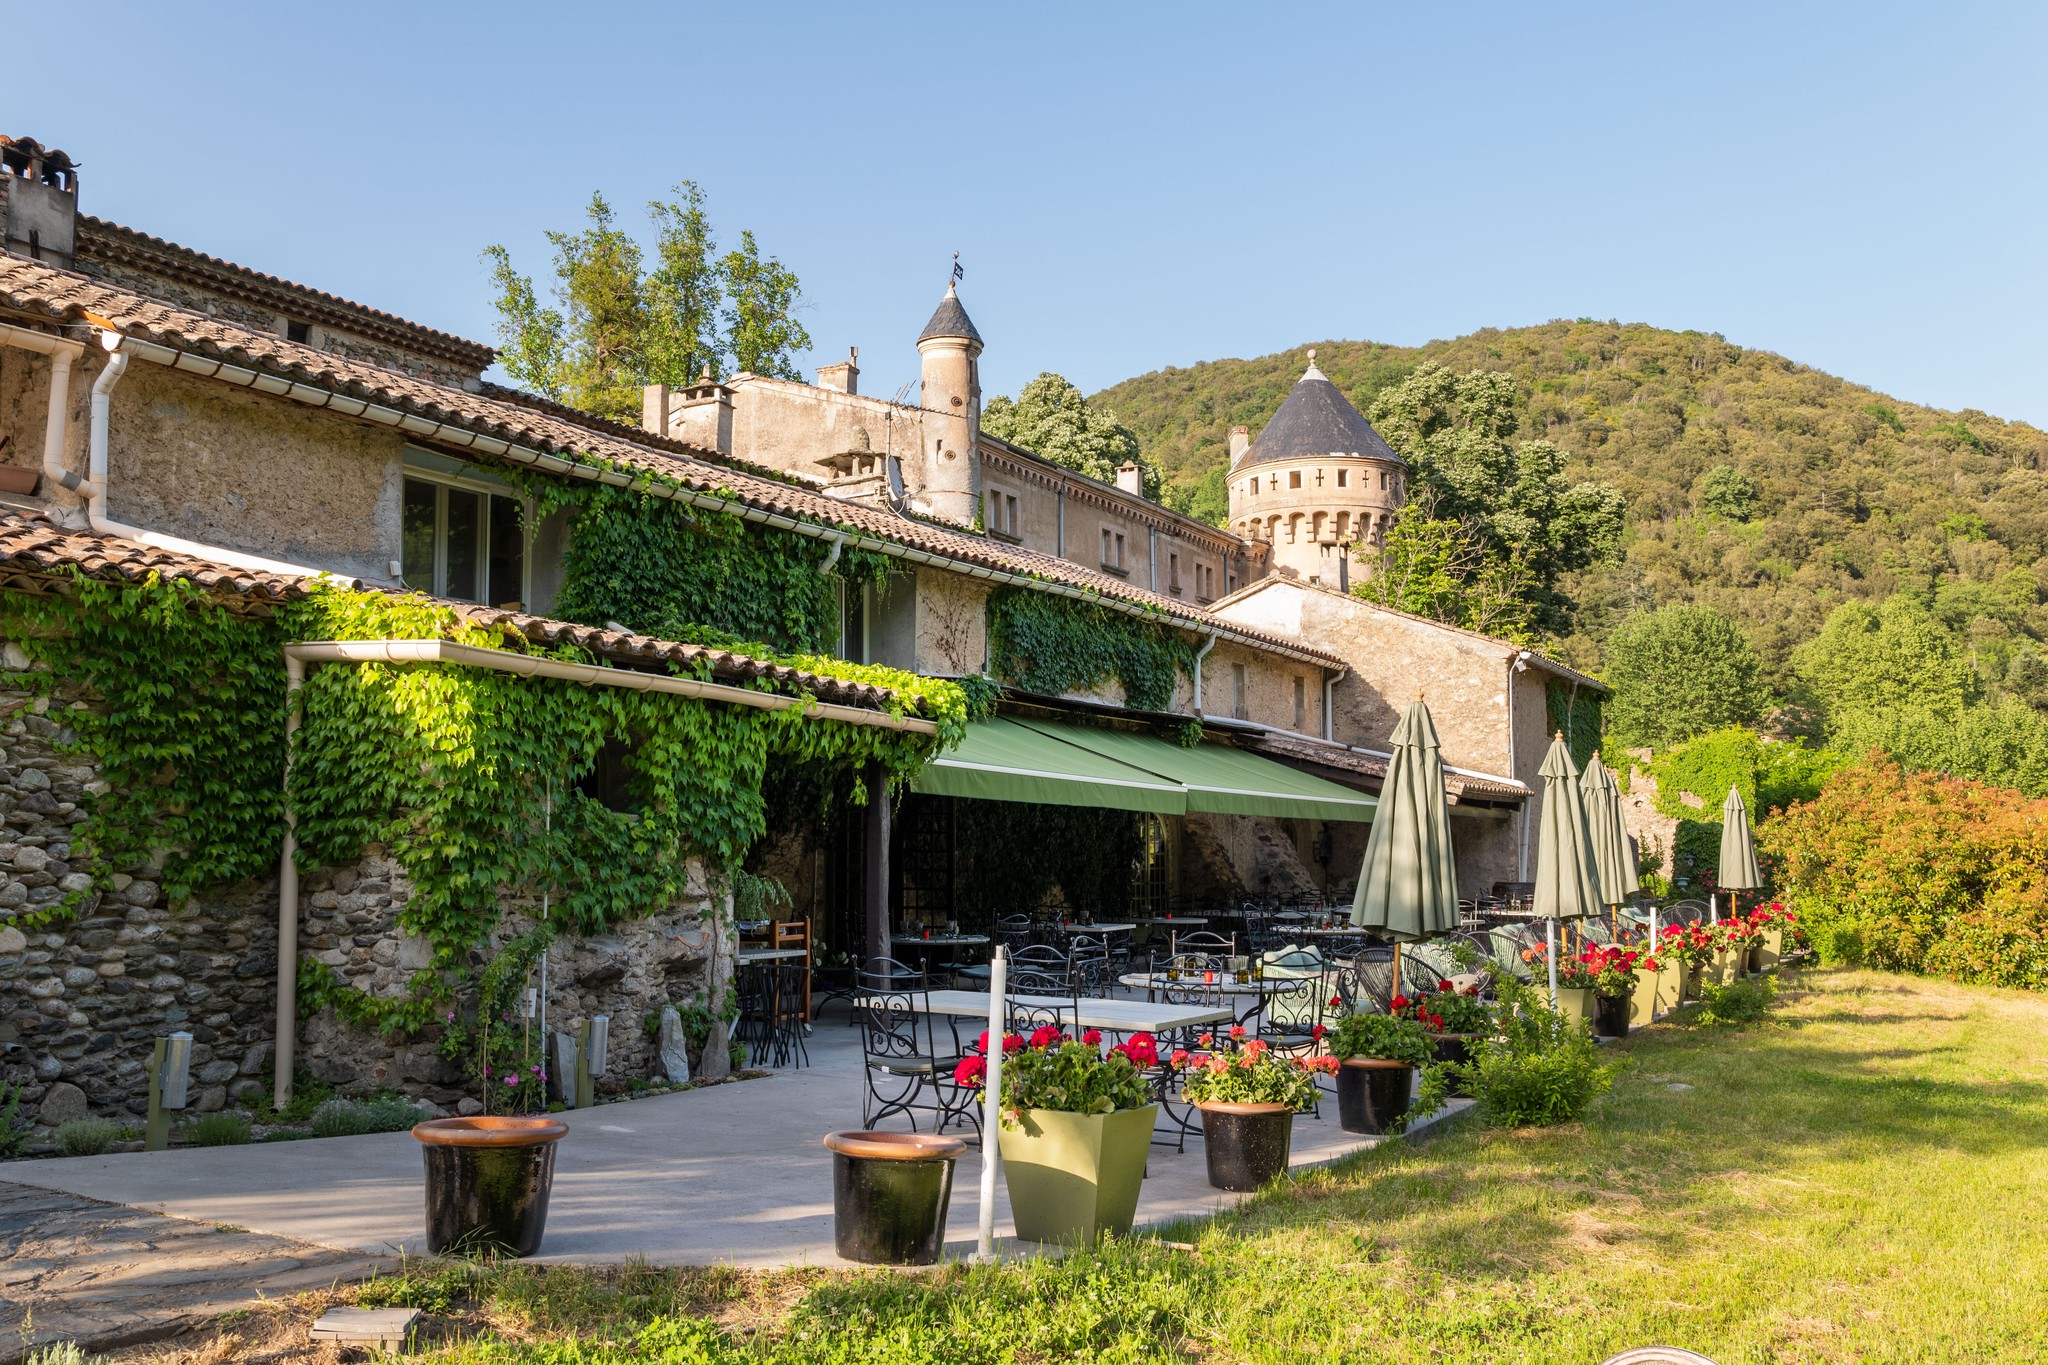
left=3, top=1024, right=1465, bottom=1269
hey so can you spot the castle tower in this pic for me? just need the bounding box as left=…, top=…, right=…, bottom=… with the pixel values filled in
left=914, top=281, right=983, bottom=525
left=1226, top=350, right=1407, bottom=585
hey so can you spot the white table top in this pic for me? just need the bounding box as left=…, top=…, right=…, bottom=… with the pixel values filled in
left=1118, top=971, right=1298, bottom=996
left=1132, top=916, right=1209, bottom=926
left=1050, top=923, right=1136, bottom=935
left=864, top=989, right=1230, bottom=1033
left=737, top=948, right=807, bottom=964
left=891, top=933, right=991, bottom=946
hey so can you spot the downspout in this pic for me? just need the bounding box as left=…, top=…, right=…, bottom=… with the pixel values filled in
left=0, top=321, right=83, bottom=491
left=1147, top=526, right=1157, bottom=591
left=273, top=651, right=304, bottom=1108
left=1055, top=476, right=1066, bottom=558
left=79, top=331, right=346, bottom=581
left=1510, top=650, right=1531, bottom=880
left=1192, top=631, right=1218, bottom=714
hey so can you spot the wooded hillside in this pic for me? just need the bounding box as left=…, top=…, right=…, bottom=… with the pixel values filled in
left=1097, top=321, right=2048, bottom=683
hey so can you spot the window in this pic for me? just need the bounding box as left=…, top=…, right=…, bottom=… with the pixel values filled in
left=1293, top=676, right=1306, bottom=730
left=1231, top=663, right=1248, bottom=721
left=1336, top=469, right=1349, bottom=489
left=402, top=476, right=525, bottom=606
left=1168, top=552, right=1181, bottom=594
left=1248, top=478, right=1258, bottom=497
left=1005, top=494, right=1018, bottom=534
left=1100, top=527, right=1112, bottom=563
left=284, top=319, right=311, bottom=345
left=1101, top=528, right=1126, bottom=573
left=576, top=737, right=642, bottom=814
left=1380, top=470, right=1389, bottom=490
left=1288, top=470, right=1302, bottom=489
left=842, top=581, right=868, bottom=664
left=985, top=489, right=1020, bottom=538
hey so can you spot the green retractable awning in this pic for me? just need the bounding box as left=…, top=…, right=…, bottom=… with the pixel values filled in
left=910, top=716, right=1378, bottom=823
left=910, top=717, right=1188, bottom=814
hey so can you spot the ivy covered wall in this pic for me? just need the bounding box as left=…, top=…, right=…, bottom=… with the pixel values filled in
left=985, top=584, right=1195, bottom=712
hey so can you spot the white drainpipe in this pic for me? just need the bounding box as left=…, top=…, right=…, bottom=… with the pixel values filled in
left=1192, top=631, right=1218, bottom=714
left=1510, top=650, right=1532, bottom=880
left=0, top=321, right=84, bottom=492
left=79, top=331, right=347, bottom=581
left=1323, top=668, right=1343, bottom=742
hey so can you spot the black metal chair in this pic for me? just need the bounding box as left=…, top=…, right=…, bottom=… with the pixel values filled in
left=854, top=959, right=977, bottom=1138
left=1006, top=969, right=1082, bottom=1036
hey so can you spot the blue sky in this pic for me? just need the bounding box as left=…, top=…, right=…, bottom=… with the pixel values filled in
left=9, top=2, right=2044, bottom=425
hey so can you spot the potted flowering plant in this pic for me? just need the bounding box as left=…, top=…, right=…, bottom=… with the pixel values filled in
left=1628, top=948, right=1668, bottom=1026
left=1395, top=979, right=1491, bottom=1070
left=1174, top=1025, right=1335, bottom=1191
left=1526, top=942, right=1600, bottom=1031
left=1752, top=902, right=1795, bottom=970
left=1716, top=914, right=1763, bottom=980
left=1659, top=921, right=1715, bottom=1000
left=954, top=1025, right=1157, bottom=1243
left=1569, top=946, right=1642, bottom=1037
left=1324, top=1011, right=1433, bottom=1135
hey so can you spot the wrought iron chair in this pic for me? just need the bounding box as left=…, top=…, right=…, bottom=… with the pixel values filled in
left=1005, top=969, right=1082, bottom=1035
left=1344, top=945, right=1399, bottom=1014
left=853, top=958, right=977, bottom=1138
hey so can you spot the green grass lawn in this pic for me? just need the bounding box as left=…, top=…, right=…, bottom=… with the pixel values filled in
left=227, top=968, right=2048, bottom=1364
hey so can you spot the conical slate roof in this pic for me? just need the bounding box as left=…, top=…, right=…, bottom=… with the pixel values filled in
left=1241, top=354, right=1404, bottom=466
left=917, top=282, right=982, bottom=347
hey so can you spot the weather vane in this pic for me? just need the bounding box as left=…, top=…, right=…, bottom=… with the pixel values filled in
left=951, top=251, right=964, bottom=285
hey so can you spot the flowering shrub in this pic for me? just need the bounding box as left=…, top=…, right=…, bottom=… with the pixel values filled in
left=1396, top=978, right=1492, bottom=1034
left=1175, top=1027, right=1333, bottom=1110
left=1659, top=921, right=1716, bottom=967
left=1576, top=946, right=1644, bottom=997
left=1716, top=915, right=1763, bottom=952
left=1325, top=1011, right=1435, bottom=1068
left=1763, top=759, right=2048, bottom=989
left=952, top=1028, right=1155, bottom=1124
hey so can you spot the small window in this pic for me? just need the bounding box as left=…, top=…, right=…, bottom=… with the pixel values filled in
left=1114, top=533, right=1126, bottom=569
left=1288, top=470, right=1302, bottom=490
left=1168, top=552, right=1182, bottom=593
left=1248, top=479, right=1258, bottom=497
left=1005, top=494, right=1018, bottom=534
left=1231, top=663, right=1248, bottom=721
left=1293, top=677, right=1306, bottom=730
left=1100, top=527, right=1112, bottom=563
left=1336, top=469, right=1349, bottom=489
left=576, top=737, right=642, bottom=814
left=401, top=476, right=525, bottom=606
left=284, top=319, right=312, bottom=345
left=1381, top=470, right=1389, bottom=490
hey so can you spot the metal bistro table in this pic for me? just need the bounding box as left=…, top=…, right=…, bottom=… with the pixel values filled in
left=890, top=933, right=991, bottom=986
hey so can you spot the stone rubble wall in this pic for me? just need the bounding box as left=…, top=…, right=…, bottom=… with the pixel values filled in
left=0, top=676, right=724, bottom=1133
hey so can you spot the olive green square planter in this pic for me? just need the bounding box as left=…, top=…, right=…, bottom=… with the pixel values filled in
left=1554, top=986, right=1596, bottom=1031
left=1657, top=957, right=1684, bottom=1017
left=1629, top=964, right=1661, bottom=1026
left=997, top=1104, right=1157, bottom=1245
left=1759, top=926, right=1784, bottom=972
left=1708, top=948, right=1739, bottom=986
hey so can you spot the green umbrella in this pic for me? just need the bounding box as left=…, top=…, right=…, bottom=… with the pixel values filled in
left=1351, top=700, right=1460, bottom=992
left=1535, top=735, right=1603, bottom=1004
left=1579, top=753, right=1640, bottom=914
left=1718, top=785, right=1763, bottom=916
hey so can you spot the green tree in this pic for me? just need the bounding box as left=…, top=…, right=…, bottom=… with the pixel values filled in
left=1793, top=595, right=1981, bottom=727
left=1699, top=464, right=1759, bottom=520
left=982, top=373, right=1161, bottom=497
left=1351, top=492, right=1536, bottom=641
left=1365, top=362, right=1625, bottom=630
left=1602, top=605, right=1768, bottom=750
left=484, top=185, right=810, bottom=421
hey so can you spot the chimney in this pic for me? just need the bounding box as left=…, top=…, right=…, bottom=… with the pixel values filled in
left=641, top=383, right=671, bottom=436
left=1115, top=461, right=1145, bottom=497
left=1228, top=426, right=1251, bottom=464
left=815, top=346, right=859, bottom=395
left=0, top=137, right=80, bottom=269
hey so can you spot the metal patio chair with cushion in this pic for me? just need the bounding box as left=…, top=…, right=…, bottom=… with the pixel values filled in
left=854, top=959, right=977, bottom=1138
left=1487, top=924, right=1540, bottom=983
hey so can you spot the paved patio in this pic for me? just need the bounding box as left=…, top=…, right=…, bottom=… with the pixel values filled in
left=3, top=1026, right=1466, bottom=1268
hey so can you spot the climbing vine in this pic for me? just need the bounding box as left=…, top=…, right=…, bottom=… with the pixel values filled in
left=1546, top=678, right=1603, bottom=770
left=985, top=584, right=1195, bottom=713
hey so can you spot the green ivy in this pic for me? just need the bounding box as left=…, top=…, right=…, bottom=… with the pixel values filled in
left=986, top=585, right=1195, bottom=713
left=1546, top=679, right=1603, bottom=770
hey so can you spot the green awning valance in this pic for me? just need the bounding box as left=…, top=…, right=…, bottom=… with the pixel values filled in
left=910, top=717, right=1378, bottom=823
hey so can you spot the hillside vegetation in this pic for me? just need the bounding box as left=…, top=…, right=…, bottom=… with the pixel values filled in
left=1097, top=321, right=2048, bottom=684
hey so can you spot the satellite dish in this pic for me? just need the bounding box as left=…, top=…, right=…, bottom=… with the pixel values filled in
left=884, top=455, right=906, bottom=504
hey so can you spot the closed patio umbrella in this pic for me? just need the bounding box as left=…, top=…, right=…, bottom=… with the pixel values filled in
left=1718, top=785, right=1763, bottom=919
left=1350, top=699, right=1460, bottom=995
left=1534, top=734, right=1603, bottom=1006
left=1579, top=753, right=1640, bottom=933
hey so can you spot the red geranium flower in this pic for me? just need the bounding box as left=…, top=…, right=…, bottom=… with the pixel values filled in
left=1001, top=1033, right=1024, bottom=1053
left=1436, top=979, right=1454, bottom=991
left=1081, top=1029, right=1103, bottom=1046
left=1229, top=1024, right=1247, bottom=1040
left=1029, top=1024, right=1063, bottom=1049
left=954, top=1054, right=986, bottom=1086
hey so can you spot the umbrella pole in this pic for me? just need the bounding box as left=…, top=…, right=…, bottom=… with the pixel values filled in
left=1545, top=919, right=1558, bottom=1009
left=1393, top=942, right=1402, bottom=1001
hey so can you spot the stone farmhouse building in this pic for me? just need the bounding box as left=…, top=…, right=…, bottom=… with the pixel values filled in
left=0, top=135, right=1599, bottom=1124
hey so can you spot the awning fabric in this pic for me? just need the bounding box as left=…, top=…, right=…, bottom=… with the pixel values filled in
left=911, top=717, right=1378, bottom=822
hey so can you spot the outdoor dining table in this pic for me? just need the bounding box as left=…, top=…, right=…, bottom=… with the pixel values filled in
left=1130, top=916, right=1208, bottom=926
left=890, top=933, right=992, bottom=948
left=878, top=988, right=1232, bottom=1035
left=1117, top=971, right=1301, bottom=1026
left=1047, top=922, right=1136, bottom=935
left=737, top=947, right=807, bottom=964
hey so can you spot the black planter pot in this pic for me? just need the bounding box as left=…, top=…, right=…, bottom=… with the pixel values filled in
left=1335, top=1059, right=1414, bottom=1135
left=1429, top=1034, right=1478, bottom=1096
left=1682, top=964, right=1703, bottom=1001
left=1197, top=1103, right=1295, bottom=1191
left=414, top=1116, right=568, bottom=1257
left=1745, top=945, right=1762, bottom=975
left=824, top=1131, right=965, bottom=1265
left=1593, top=992, right=1631, bottom=1038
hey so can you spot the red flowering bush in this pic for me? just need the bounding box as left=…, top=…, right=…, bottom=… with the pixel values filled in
left=1763, top=758, right=2048, bottom=988
left=954, top=1027, right=1154, bottom=1125
left=1394, top=978, right=1490, bottom=1034
left=1716, top=914, right=1763, bottom=952
left=1659, top=921, right=1716, bottom=967
left=1174, top=1033, right=1331, bottom=1111
left=1564, top=946, right=1642, bottom=997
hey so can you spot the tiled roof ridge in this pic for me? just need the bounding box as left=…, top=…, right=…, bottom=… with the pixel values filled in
left=0, top=254, right=1343, bottom=671
left=1244, top=729, right=1527, bottom=803
left=75, top=216, right=497, bottom=371
left=0, top=509, right=904, bottom=713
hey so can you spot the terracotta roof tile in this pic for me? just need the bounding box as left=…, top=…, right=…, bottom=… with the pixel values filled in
left=0, top=254, right=1343, bottom=672
left=0, top=510, right=903, bottom=713
left=1243, top=730, right=1528, bottom=805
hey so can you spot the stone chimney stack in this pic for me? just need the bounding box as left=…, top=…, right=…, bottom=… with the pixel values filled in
left=1115, top=462, right=1145, bottom=496
left=1228, top=426, right=1251, bottom=465
left=815, top=346, right=860, bottom=394
left=0, top=137, right=80, bottom=269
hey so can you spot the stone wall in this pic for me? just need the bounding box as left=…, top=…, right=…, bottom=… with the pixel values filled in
left=0, top=670, right=727, bottom=1134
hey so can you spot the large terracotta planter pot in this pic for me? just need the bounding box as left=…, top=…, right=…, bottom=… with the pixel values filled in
left=1555, top=985, right=1597, bottom=1030
left=413, top=1116, right=567, bottom=1257
left=1593, top=991, right=1631, bottom=1038
left=1197, top=1102, right=1296, bottom=1192
left=997, top=1104, right=1156, bottom=1244
left=823, top=1130, right=965, bottom=1265
left=1759, top=926, right=1784, bottom=972
left=1335, top=1058, right=1414, bottom=1135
